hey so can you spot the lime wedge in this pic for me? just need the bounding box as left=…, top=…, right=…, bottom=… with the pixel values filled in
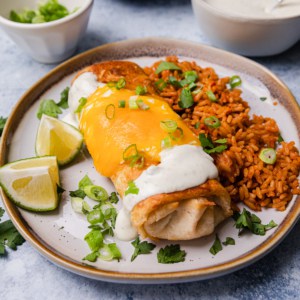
left=35, top=115, right=83, bottom=166
left=0, top=156, right=60, bottom=212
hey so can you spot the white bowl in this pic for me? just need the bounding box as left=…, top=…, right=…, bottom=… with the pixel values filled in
left=0, top=0, right=93, bottom=63
left=191, top=0, right=300, bottom=57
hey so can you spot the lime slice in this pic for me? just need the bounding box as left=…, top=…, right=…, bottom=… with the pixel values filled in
left=0, top=156, right=60, bottom=212
left=35, top=115, right=83, bottom=166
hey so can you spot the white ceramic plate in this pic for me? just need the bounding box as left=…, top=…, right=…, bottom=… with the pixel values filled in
left=1, top=38, right=300, bottom=283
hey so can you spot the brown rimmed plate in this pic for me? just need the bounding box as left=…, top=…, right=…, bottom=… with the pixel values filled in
left=1, top=38, right=300, bottom=284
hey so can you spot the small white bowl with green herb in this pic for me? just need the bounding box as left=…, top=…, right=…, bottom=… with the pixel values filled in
left=0, top=0, right=93, bottom=63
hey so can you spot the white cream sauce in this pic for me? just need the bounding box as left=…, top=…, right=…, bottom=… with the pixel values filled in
left=68, top=72, right=104, bottom=119
left=114, top=145, right=218, bottom=240
left=205, top=0, right=300, bottom=18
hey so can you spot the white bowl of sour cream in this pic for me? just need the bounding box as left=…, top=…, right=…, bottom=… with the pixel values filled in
left=191, top=0, right=300, bottom=56
left=0, top=0, right=93, bottom=63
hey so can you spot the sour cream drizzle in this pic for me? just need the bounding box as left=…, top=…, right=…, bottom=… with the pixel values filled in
left=114, top=145, right=218, bottom=240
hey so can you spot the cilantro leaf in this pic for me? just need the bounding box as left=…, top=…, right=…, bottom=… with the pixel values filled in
left=69, top=189, right=86, bottom=199
left=157, top=244, right=186, bottom=264
left=0, top=207, right=4, bottom=221
left=131, top=237, right=156, bottom=261
left=205, top=145, right=227, bottom=154
left=199, top=133, right=227, bottom=154
left=78, top=175, right=93, bottom=190
left=108, top=192, right=119, bottom=204
left=278, top=133, right=284, bottom=143
left=57, top=87, right=69, bottom=109
left=178, top=88, right=194, bottom=109
left=199, top=133, right=214, bottom=149
left=125, top=181, right=139, bottom=196
left=209, top=235, right=223, bottom=255
left=234, top=208, right=277, bottom=236
left=83, top=251, right=99, bottom=262
left=222, top=237, right=235, bottom=246
left=74, top=97, right=87, bottom=113
left=0, top=220, right=25, bottom=255
left=0, top=116, right=7, bottom=137
left=155, top=62, right=181, bottom=74
left=37, top=99, right=62, bottom=119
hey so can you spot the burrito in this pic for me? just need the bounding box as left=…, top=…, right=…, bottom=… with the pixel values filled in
left=70, top=61, right=233, bottom=241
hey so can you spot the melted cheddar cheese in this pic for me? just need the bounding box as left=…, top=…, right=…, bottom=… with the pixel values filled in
left=80, top=86, right=199, bottom=177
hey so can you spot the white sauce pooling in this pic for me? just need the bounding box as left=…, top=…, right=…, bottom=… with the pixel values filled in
left=123, top=145, right=218, bottom=211
left=68, top=72, right=104, bottom=120
left=205, top=0, right=300, bottom=18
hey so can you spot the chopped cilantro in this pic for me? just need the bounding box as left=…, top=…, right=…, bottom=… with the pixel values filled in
left=125, top=181, right=139, bottom=196
left=108, top=192, right=119, bottom=204
left=74, top=97, right=87, bottom=114
left=155, top=79, right=167, bottom=91
left=78, top=175, right=93, bottom=190
left=222, top=237, right=235, bottom=246
left=168, top=76, right=182, bottom=88
left=57, top=87, right=69, bottom=109
left=199, top=133, right=227, bottom=154
left=157, top=244, right=186, bottom=264
left=69, top=189, right=86, bottom=199
left=215, top=138, right=227, bottom=144
left=155, top=61, right=181, bottom=74
left=135, top=85, right=147, bottom=95
left=37, top=99, right=62, bottom=119
left=178, top=88, right=194, bottom=109
left=278, top=133, right=284, bottom=143
left=83, top=251, right=99, bottom=262
left=209, top=235, right=222, bottom=255
left=260, top=97, right=267, bottom=101
left=234, top=208, right=277, bottom=236
left=0, top=116, right=7, bottom=137
left=131, top=237, right=156, bottom=261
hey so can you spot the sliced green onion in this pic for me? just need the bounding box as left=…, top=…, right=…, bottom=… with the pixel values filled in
left=155, top=79, right=167, bottom=91
left=129, top=98, right=138, bottom=109
left=74, top=97, right=87, bottom=113
left=259, top=148, right=277, bottom=164
left=155, top=61, right=181, bottom=74
left=161, top=136, right=172, bottom=149
left=83, top=185, right=109, bottom=202
left=123, top=144, right=139, bottom=161
left=160, top=120, right=178, bottom=133
left=71, top=197, right=84, bottom=214
left=118, top=100, right=126, bottom=108
left=136, top=85, right=147, bottom=95
left=84, top=229, right=103, bottom=252
left=169, top=127, right=183, bottom=141
left=179, top=88, right=194, bottom=108
left=83, top=251, right=99, bottom=262
left=105, top=104, right=115, bottom=120
left=129, top=155, right=145, bottom=168
left=116, top=78, right=126, bottom=90
left=229, top=75, right=242, bottom=89
left=206, top=90, right=218, bottom=102
left=215, top=138, right=227, bottom=144
left=98, top=243, right=122, bottom=261
left=87, top=209, right=104, bottom=225
left=136, top=99, right=150, bottom=110
left=82, top=200, right=91, bottom=215
left=204, top=116, right=221, bottom=128
left=125, top=181, right=139, bottom=196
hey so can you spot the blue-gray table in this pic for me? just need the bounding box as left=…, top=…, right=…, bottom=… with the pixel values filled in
left=0, top=1, right=299, bottom=299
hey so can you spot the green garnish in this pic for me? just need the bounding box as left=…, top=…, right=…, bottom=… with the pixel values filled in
left=37, top=99, right=62, bottom=119
left=278, top=133, right=284, bottom=143
left=135, top=85, right=147, bottom=95
left=178, top=88, right=194, bottom=109
left=69, top=175, right=93, bottom=199
left=108, top=192, right=119, bottom=204
left=98, top=243, right=122, bottom=261
left=74, top=97, right=87, bottom=114
left=161, top=136, right=172, bottom=149
left=0, top=117, right=7, bottom=137
left=83, top=251, right=99, bottom=262
left=215, top=138, right=227, bottom=144
left=260, top=97, right=267, bottom=101
left=234, top=208, right=277, bottom=236
left=105, top=104, right=115, bottom=120
left=199, top=133, right=227, bottom=154
left=222, top=237, right=235, bottom=246
left=206, top=90, right=218, bottom=102
left=194, top=122, right=200, bottom=129
left=10, top=0, right=71, bottom=24
left=157, top=244, right=186, bottom=264
left=179, top=70, right=198, bottom=87
left=116, top=78, right=126, bottom=90
left=0, top=208, right=25, bottom=255
left=57, top=87, right=69, bottom=109
left=87, top=209, right=104, bottom=225
left=160, top=120, right=178, bottom=133
left=169, top=127, right=183, bottom=141
left=209, top=235, right=222, bottom=255
left=168, top=76, right=182, bottom=88
left=229, top=75, right=242, bottom=89
left=259, top=148, right=277, bottom=164
left=84, top=185, right=109, bottom=202
left=155, top=79, right=167, bottom=91
left=204, top=116, right=221, bottom=128
left=123, top=144, right=144, bottom=168
left=129, top=98, right=138, bottom=110
left=125, top=181, right=139, bottom=196
left=81, top=200, right=91, bottom=215
left=131, top=237, right=156, bottom=262
left=155, top=61, right=181, bottom=74
left=69, top=190, right=86, bottom=199
left=118, top=100, right=126, bottom=108
left=84, top=229, right=103, bottom=252
left=136, top=99, right=150, bottom=110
